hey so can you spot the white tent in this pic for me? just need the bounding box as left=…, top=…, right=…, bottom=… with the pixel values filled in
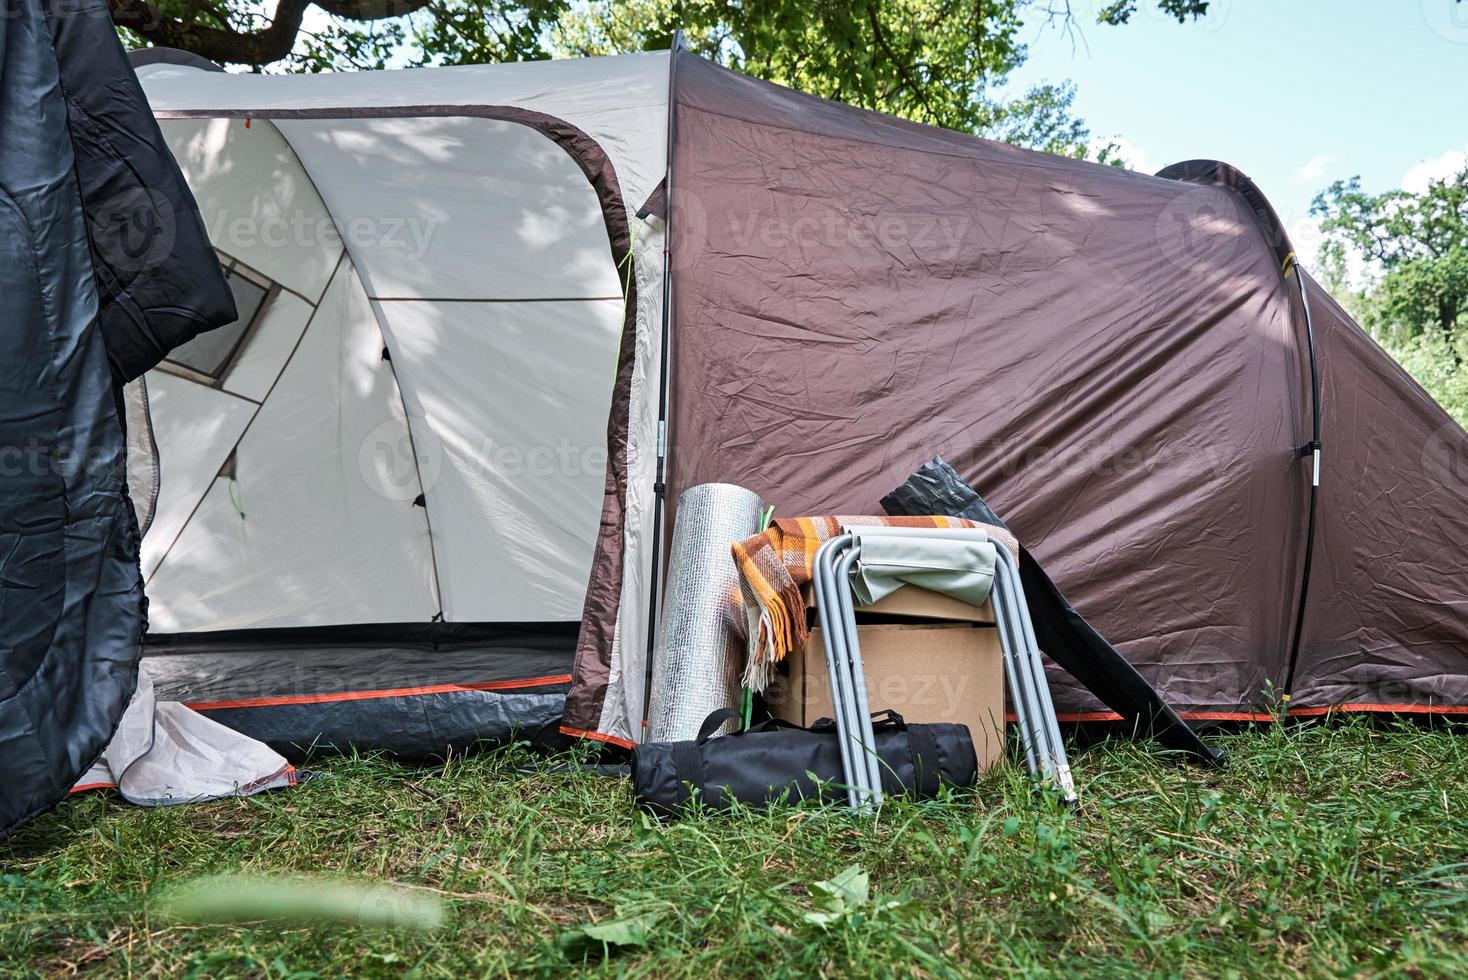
left=131, top=52, right=672, bottom=751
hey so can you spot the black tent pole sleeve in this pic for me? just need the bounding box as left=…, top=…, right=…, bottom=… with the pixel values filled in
left=1283, top=263, right=1322, bottom=695
left=642, top=31, right=685, bottom=729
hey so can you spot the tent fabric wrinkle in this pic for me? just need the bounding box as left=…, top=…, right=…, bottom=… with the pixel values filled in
left=667, top=48, right=1468, bottom=725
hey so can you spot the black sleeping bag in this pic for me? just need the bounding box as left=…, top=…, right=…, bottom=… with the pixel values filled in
left=0, top=0, right=234, bottom=839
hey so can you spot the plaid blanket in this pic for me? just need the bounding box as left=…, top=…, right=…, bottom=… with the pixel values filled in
left=732, top=515, right=1017, bottom=690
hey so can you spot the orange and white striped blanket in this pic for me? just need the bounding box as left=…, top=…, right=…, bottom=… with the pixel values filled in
left=731, top=515, right=1017, bottom=690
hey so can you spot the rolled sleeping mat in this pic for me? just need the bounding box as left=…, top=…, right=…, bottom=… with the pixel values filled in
left=645, top=483, right=766, bottom=742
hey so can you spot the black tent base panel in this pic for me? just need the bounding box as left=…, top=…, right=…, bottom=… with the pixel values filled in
left=882, top=457, right=1222, bottom=766
left=194, top=688, right=573, bottom=763
left=142, top=622, right=580, bottom=762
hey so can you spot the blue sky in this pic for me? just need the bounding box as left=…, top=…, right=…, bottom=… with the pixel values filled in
left=1008, top=0, right=1468, bottom=262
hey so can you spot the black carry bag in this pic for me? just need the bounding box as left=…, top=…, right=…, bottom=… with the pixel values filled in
left=631, top=708, right=979, bottom=816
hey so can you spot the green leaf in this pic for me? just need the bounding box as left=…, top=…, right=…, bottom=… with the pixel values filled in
left=813, top=863, right=870, bottom=908
left=557, top=911, right=663, bottom=959
left=803, top=864, right=868, bottom=926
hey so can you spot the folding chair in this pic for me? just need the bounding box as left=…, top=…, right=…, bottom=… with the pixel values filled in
left=811, top=526, right=1077, bottom=811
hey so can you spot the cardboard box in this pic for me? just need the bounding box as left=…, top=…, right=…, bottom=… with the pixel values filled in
left=767, top=585, right=1005, bottom=770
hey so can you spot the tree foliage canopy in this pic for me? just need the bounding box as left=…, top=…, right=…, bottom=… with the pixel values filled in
left=111, top=0, right=1209, bottom=156
left=1313, top=166, right=1468, bottom=357
left=554, top=0, right=1051, bottom=142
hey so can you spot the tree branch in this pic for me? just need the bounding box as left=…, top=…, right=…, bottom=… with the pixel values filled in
left=313, top=0, right=430, bottom=19
left=108, top=0, right=431, bottom=66
left=866, top=2, right=940, bottom=123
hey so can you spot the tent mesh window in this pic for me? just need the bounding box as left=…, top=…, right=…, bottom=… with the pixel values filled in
left=162, top=252, right=276, bottom=383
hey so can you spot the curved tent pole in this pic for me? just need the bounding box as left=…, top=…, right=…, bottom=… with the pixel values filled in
left=1156, top=160, right=1323, bottom=703
left=641, top=30, right=685, bottom=735
left=1282, top=258, right=1322, bottom=696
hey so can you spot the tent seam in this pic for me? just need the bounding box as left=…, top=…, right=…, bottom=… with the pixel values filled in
left=673, top=98, right=1176, bottom=186
left=250, top=114, right=447, bottom=618
left=144, top=250, right=348, bottom=588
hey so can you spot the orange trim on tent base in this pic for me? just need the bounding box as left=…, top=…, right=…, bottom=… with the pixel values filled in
left=1044, top=710, right=1279, bottom=723
left=185, top=674, right=573, bottom=712
left=1003, top=703, right=1468, bottom=724
left=559, top=725, right=635, bottom=750
left=1288, top=702, right=1468, bottom=716
left=68, top=781, right=117, bottom=795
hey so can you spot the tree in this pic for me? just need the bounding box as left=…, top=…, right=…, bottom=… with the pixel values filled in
left=554, top=0, right=1060, bottom=141
left=108, top=0, right=564, bottom=70
left=1095, top=0, right=1210, bottom=24
left=111, top=0, right=1208, bottom=155
left=1313, top=166, right=1468, bottom=362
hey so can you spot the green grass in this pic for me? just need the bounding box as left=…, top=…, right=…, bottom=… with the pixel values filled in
left=4, top=719, right=1467, bottom=978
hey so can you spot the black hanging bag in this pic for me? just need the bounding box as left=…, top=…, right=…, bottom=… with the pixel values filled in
left=630, top=708, right=978, bottom=816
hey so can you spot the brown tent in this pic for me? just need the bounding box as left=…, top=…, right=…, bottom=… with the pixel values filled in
left=108, top=46, right=1466, bottom=769
left=661, top=49, right=1468, bottom=723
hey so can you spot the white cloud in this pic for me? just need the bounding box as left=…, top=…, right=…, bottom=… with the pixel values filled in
left=1294, top=154, right=1334, bottom=184
left=1403, top=146, right=1468, bottom=194
left=1087, top=134, right=1154, bottom=175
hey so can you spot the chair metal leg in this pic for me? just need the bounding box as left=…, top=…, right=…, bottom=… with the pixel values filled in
left=813, top=535, right=865, bottom=808
left=993, top=543, right=1077, bottom=804
left=988, top=579, right=1046, bottom=781
left=834, top=546, right=884, bottom=808
left=845, top=525, right=1077, bottom=804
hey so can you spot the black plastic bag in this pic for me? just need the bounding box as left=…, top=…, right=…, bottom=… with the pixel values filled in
left=631, top=709, right=978, bottom=815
